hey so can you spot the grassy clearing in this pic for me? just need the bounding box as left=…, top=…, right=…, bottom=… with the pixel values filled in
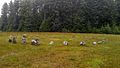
left=0, top=32, right=120, bottom=68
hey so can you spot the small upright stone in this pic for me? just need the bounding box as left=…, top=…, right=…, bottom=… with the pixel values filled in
left=13, top=36, right=17, bottom=44
left=93, top=42, right=97, bottom=45
left=35, top=39, right=40, bottom=45
left=80, top=42, right=86, bottom=46
left=63, top=41, right=68, bottom=46
left=49, top=41, right=54, bottom=45
left=8, top=35, right=13, bottom=43
left=22, top=37, right=26, bottom=44
left=31, top=39, right=40, bottom=45
left=97, top=41, right=103, bottom=44
left=22, top=34, right=27, bottom=44
left=31, top=39, right=36, bottom=45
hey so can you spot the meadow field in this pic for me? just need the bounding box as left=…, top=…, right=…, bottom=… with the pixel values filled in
left=0, top=32, right=120, bottom=68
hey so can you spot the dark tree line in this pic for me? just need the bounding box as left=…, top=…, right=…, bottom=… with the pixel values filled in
left=0, top=0, right=120, bottom=34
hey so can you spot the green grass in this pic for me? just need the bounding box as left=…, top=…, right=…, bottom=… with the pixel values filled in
left=0, top=32, right=120, bottom=68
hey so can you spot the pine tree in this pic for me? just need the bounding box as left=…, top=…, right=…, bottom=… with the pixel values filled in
left=1, top=3, right=8, bottom=31
left=7, top=1, right=14, bottom=31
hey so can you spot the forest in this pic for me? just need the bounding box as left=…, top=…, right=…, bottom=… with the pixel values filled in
left=0, top=0, right=120, bottom=34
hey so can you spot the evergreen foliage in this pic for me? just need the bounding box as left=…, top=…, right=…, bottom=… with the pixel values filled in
left=0, top=0, right=120, bottom=34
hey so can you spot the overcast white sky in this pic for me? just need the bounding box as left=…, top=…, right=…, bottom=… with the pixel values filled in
left=0, top=0, right=11, bottom=15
